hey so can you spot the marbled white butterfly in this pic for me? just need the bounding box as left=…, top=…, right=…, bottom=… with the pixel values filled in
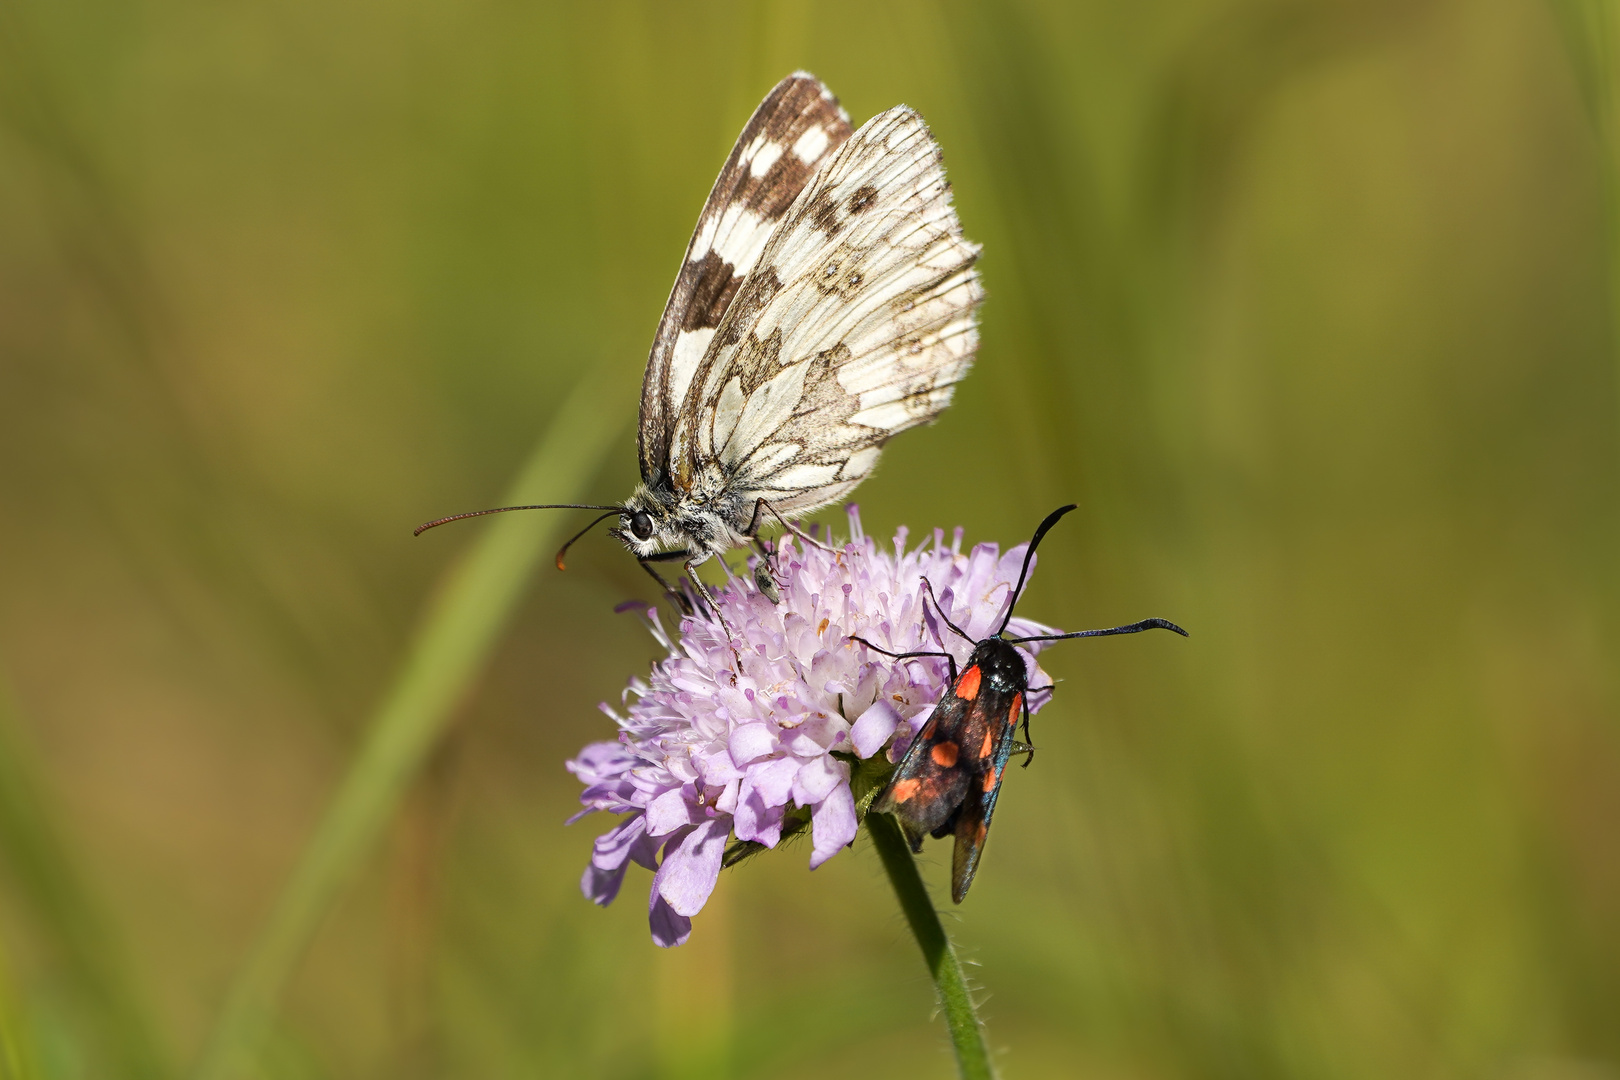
left=419, top=73, right=982, bottom=617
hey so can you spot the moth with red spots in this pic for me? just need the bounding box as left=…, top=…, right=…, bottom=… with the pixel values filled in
left=855, top=505, right=1187, bottom=903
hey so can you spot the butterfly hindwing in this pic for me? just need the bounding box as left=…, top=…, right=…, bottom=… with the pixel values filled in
left=639, top=73, right=853, bottom=488
left=668, top=104, right=984, bottom=512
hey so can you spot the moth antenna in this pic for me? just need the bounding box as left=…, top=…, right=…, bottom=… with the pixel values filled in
left=1006, top=617, right=1189, bottom=644
left=847, top=637, right=958, bottom=684
left=414, top=503, right=622, bottom=537
left=554, top=509, right=626, bottom=571
left=847, top=636, right=954, bottom=663
left=997, top=503, right=1079, bottom=635
left=920, top=577, right=975, bottom=645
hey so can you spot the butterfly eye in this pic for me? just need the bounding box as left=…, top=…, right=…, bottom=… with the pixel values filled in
left=630, top=511, right=654, bottom=542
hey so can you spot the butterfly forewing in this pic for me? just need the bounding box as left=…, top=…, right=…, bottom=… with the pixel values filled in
left=638, top=73, right=853, bottom=486
left=670, top=105, right=984, bottom=514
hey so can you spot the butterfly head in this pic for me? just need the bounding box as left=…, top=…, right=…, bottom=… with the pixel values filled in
left=613, top=484, right=691, bottom=560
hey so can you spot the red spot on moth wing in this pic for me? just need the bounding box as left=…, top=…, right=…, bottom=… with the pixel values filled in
left=955, top=666, right=982, bottom=700
left=930, top=741, right=959, bottom=767
left=978, top=727, right=994, bottom=759
left=1008, top=692, right=1023, bottom=726
left=982, top=765, right=1000, bottom=792
left=890, top=778, right=922, bottom=803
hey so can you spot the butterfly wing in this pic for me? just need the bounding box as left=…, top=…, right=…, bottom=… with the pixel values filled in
left=638, top=73, right=854, bottom=486
left=666, top=104, right=983, bottom=511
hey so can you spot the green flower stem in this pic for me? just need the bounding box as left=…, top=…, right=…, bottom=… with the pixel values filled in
left=193, top=368, right=627, bottom=1080
left=866, top=813, right=994, bottom=1080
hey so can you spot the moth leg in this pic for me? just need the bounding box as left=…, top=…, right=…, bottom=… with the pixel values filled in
left=745, top=497, right=836, bottom=554
left=1017, top=693, right=1037, bottom=768
left=638, top=550, right=693, bottom=616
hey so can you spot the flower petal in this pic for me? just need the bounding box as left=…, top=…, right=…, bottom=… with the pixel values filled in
left=792, top=754, right=846, bottom=806
left=728, top=722, right=776, bottom=764
left=733, top=775, right=784, bottom=846
left=590, top=814, right=646, bottom=872
left=850, top=699, right=902, bottom=758
left=646, top=788, right=695, bottom=837
left=809, top=782, right=857, bottom=869
left=582, top=859, right=630, bottom=906
left=747, top=755, right=800, bottom=807
left=649, top=893, right=692, bottom=948
left=565, top=740, right=635, bottom=784
left=655, top=817, right=730, bottom=917
left=695, top=747, right=743, bottom=785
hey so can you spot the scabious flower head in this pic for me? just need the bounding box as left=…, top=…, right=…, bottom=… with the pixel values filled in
left=566, top=506, right=1062, bottom=946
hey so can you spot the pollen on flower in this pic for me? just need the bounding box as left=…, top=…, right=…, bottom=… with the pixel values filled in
left=565, top=505, right=1062, bottom=947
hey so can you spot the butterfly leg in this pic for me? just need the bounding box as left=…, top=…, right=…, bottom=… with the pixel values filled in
left=638, top=549, right=694, bottom=616
left=685, top=557, right=745, bottom=671
left=744, top=497, right=836, bottom=554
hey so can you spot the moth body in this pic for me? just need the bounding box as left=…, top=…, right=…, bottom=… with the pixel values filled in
left=861, top=505, right=1189, bottom=903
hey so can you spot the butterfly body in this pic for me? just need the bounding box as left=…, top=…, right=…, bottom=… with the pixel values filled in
left=616, top=477, right=747, bottom=564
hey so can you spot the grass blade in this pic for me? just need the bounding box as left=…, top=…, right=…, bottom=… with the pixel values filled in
left=0, top=678, right=168, bottom=1080
left=192, top=367, right=627, bottom=1080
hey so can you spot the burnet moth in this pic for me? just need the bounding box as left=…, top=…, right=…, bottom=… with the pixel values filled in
left=853, top=504, right=1188, bottom=903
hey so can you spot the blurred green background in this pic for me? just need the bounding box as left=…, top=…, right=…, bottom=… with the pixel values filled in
left=3, top=0, right=1619, bottom=1077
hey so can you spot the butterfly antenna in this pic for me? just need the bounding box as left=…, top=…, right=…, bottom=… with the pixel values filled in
left=413, top=503, right=622, bottom=538
left=997, top=503, right=1079, bottom=636
left=1006, top=617, right=1189, bottom=644
left=920, top=577, right=975, bottom=644
left=554, top=509, right=626, bottom=570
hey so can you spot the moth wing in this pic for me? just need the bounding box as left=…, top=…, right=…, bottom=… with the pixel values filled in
left=950, top=692, right=1024, bottom=903
left=669, top=105, right=983, bottom=508
left=638, top=73, right=853, bottom=487
left=873, top=693, right=975, bottom=850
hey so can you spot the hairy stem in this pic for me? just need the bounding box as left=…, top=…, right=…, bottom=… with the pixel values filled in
left=866, top=813, right=994, bottom=1080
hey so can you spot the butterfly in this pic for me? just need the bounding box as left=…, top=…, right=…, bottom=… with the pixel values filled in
left=418, top=72, right=983, bottom=620
left=855, top=505, right=1188, bottom=902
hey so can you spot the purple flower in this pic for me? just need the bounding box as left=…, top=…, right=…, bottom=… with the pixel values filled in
left=566, top=506, right=1062, bottom=947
